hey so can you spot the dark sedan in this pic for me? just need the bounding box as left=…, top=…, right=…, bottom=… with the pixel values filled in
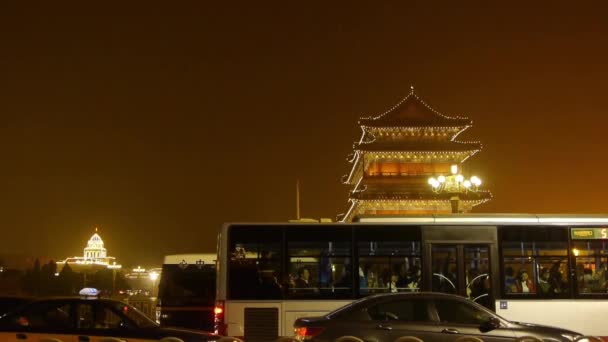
left=0, top=296, right=234, bottom=342
left=294, top=292, right=583, bottom=342
left=0, top=296, right=32, bottom=316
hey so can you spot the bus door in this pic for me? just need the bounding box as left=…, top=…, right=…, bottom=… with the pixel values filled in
left=429, top=245, right=492, bottom=308
left=423, top=225, right=498, bottom=310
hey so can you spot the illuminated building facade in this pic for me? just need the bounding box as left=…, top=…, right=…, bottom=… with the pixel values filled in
left=341, top=87, right=492, bottom=222
left=58, top=230, right=120, bottom=271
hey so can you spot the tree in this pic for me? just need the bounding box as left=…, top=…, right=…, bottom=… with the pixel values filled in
left=57, top=262, right=78, bottom=295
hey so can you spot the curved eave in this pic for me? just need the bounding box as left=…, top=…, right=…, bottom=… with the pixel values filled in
left=349, top=191, right=493, bottom=201
left=358, top=89, right=472, bottom=128
left=354, top=142, right=482, bottom=152
left=355, top=149, right=481, bottom=162
left=359, top=118, right=472, bottom=128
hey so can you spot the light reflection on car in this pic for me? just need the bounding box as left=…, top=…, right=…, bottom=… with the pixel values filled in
left=294, top=292, right=584, bottom=342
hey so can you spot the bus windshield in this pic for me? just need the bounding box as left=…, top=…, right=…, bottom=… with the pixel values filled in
left=159, top=264, right=215, bottom=306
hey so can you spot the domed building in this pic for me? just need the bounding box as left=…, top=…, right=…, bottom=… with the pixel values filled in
left=58, top=229, right=121, bottom=272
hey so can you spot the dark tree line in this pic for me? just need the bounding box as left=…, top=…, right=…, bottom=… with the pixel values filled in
left=20, top=259, right=129, bottom=297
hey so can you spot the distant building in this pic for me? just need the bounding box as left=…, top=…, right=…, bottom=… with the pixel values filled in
left=124, top=266, right=162, bottom=297
left=57, top=229, right=121, bottom=272
left=341, top=87, right=492, bottom=222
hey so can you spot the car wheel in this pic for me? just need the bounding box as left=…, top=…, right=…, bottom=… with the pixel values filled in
left=334, top=336, right=364, bottom=342
left=159, top=337, right=185, bottom=342
left=98, top=338, right=127, bottom=342
left=453, top=336, right=484, bottom=342
left=39, top=339, right=64, bottom=342
left=393, top=336, right=424, bottom=342
left=217, top=338, right=244, bottom=342
left=514, top=337, right=543, bottom=342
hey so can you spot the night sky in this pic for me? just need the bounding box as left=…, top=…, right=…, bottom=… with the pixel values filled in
left=1, top=2, right=607, bottom=266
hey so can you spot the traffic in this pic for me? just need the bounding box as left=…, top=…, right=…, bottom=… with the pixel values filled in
left=3, top=215, right=608, bottom=342
left=0, top=288, right=237, bottom=342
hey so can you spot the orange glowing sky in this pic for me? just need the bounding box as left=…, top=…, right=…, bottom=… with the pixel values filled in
left=1, top=2, right=607, bottom=265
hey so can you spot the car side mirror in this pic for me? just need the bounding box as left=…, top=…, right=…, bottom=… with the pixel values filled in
left=480, top=317, right=500, bottom=332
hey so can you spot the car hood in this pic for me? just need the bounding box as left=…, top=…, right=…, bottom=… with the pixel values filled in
left=510, top=320, right=582, bottom=337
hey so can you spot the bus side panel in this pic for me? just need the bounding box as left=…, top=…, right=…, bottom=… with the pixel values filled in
left=226, top=301, right=283, bottom=338
left=496, top=299, right=608, bottom=336
left=282, top=300, right=352, bottom=337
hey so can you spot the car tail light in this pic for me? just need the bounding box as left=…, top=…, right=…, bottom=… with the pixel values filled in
left=214, top=300, right=226, bottom=336
left=295, top=326, right=325, bottom=340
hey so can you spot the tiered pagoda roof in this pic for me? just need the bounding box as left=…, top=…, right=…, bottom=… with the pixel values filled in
left=358, top=88, right=472, bottom=128
left=341, top=86, right=491, bottom=222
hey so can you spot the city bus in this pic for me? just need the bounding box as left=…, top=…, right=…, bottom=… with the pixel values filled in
left=214, top=214, right=608, bottom=340
left=158, top=253, right=216, bottom=331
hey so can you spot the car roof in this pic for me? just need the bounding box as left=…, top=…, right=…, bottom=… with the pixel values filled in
left=327, top=292, right=472, bottom=318
left=19, top=297, right=127, bottom=305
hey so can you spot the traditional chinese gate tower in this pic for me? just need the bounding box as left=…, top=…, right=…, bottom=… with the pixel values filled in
left=341, top=87, right=492, bottom=222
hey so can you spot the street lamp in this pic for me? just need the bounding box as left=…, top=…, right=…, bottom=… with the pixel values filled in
left=428, top=164, right=483, bottom=213
left=149, top=271, right=159, bottom=297
left=107, top=262, right=122, bottom=297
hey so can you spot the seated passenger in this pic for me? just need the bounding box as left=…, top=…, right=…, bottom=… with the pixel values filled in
left=293, top=267, right=313, bottom=288
left=504, top=266, right=516, bottom=293
left=405, top=266, right=421, bottom=291
left=386, top=273, right=399, bottom=293
left=515, top=269, right=535, bottom=294
left=538, top=268, right=552, bottom=295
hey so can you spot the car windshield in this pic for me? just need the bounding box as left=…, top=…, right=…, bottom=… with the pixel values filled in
left=110, top=302, right=158, bottom=328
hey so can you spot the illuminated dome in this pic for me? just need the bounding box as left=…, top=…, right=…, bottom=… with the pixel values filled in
left=84, top=232, right=107, bottom=259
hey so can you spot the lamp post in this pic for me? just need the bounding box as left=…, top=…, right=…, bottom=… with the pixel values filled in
left=149, top=271, right=159, bottom=297
left=428, top=164, right=483, bottom=214
left=107, top=262, right=122, bottom=298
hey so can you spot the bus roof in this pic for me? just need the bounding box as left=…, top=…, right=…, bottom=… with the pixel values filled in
left=162, top=253, right=216, bottom=265
left=223, top=214, right=608, bottom=227
left=357, top=214, right=608, bottom=225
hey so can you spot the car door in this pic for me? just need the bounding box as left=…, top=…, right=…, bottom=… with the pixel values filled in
left=75, top=302, right=153, bottom=342
left=431, top=297, right=516, bottom=342
left=0, top=301, right=76, bottom=342
left=352, top=297, right=441, bottom=342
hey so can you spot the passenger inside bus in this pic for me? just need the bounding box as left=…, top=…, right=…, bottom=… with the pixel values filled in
left=293, top=267, right=313, bottom=288
left=538, top=268, right=552, bottom=295
left=386, top=273, right=399, bottom=293
left=504, top=267, right=516, bottom=293
left=514, top=269, right=535, bottom=294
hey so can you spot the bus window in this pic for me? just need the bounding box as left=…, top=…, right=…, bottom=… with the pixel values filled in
left=500, top=226, right=568, bottom=298
left=572, top=241, right=608, bottom=295
left=286, top=227, right=352, bottom=299
left=228, top=226, right=283, bottom=299
left=356, top=226, right=421, bottom=296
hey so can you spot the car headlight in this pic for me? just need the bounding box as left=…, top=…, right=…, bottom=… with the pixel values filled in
left=561, top=334, right=582, bottom=342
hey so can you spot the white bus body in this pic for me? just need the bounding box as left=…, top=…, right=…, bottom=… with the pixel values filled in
left=216, top=214, right=608, bottom=339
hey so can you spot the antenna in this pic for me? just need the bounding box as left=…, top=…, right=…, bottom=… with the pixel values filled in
left=296, top=179, right=301, bottom=220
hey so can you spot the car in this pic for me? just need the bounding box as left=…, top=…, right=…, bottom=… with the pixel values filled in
left=294, top=292, right=584, bottom=342
left=0, top=296, right=32, bottom=316
left=0, top=291, right=237, bottom=342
